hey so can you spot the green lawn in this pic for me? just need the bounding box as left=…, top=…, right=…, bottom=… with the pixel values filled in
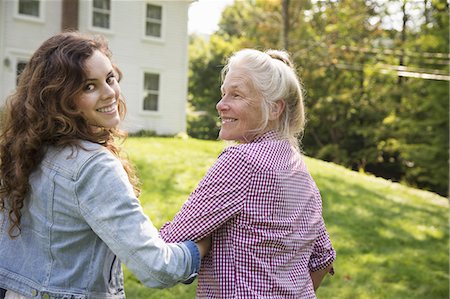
left=122, top=137, right=449, bottom=299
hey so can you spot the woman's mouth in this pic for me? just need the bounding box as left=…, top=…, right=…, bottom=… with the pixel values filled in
left=96, top=100, right=117, bottom=113
left=220, top=117, right=237, bottom=124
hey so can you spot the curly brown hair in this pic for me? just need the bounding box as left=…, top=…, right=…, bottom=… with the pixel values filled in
left=0, top=31, right=140, bottom=237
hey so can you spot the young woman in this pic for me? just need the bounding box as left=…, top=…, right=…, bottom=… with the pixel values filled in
left=0, top=32, right=208, bottom=299
left=160, top=49, right=336, bottom=298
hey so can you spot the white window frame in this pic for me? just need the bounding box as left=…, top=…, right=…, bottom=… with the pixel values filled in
left=89, top=0, right=113, bottom=33
left=15, top=59, right=28, bottom=86
left=141, top=70, right=161, bottom=114
left=7, top=50, right=33, bottom=87
left=14, top=0, right=45, bottom=23
left=142, top=1, right=165, bottom=43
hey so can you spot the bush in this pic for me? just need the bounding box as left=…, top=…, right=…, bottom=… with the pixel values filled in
left=187, top=112, right=220, bottom=140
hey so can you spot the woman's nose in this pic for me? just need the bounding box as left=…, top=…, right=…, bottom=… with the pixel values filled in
left=216, top=97, right=228, bottom=111
left=102, top=82, right=116, bottom=98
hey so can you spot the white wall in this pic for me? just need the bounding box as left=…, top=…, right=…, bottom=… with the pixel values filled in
left=0, top=0, right=192, bottom=136
left=0, top=0, right=62, bottom=102
left=78, top=0, right=191, bottom=134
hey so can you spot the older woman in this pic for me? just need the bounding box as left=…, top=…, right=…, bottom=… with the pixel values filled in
left=160, top=49, right=335, bottom=298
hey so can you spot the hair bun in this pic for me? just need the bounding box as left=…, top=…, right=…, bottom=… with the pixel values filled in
left=266, top=50, right=293, bottom=68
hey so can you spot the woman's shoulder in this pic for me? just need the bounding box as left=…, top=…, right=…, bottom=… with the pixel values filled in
left=46, top=140, right=107, bottom=159
left=225, top=136, right=298, bottom=172
left=42, top=141, right=114, bottom=180
left=232, top=135, right=290, bottom=156
left=218, top=141, right=275, bottom=171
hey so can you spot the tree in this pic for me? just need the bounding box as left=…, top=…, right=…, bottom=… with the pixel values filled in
left=187, top=34, right=241, bottom=140
left=188, top=0, right=449, bottom=196
left=392, top=0, right=449, bottom=195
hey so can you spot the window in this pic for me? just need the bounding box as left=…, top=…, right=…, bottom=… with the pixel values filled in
left=145, top=4, right=162, bottom=38
left=92, top=0, right=111, bottom=29
left=18, top=0, right=40, bottom=17
left=16, top=61, right=27, bottom=85
left=143, top=73, right=159, bottom=111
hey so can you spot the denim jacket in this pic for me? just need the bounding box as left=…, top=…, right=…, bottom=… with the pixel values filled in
left=0, top=141, right=199, bottom=299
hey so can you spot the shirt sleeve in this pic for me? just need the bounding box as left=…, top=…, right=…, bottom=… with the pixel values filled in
left=74, top=149, right=199, bottom=288
left=160, top=146, right=252, bottom=242
left=308, top=191, right=336, bottom=273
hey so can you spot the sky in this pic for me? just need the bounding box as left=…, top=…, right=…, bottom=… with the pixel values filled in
left=188, top=0, right=235, bottom=35
left=187, top=0, right=412, bottom=34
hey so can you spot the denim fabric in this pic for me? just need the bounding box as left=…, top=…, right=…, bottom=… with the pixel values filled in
left=4, top=291, right=27, bottom=299
left=0, top=141, right=199, bottom=299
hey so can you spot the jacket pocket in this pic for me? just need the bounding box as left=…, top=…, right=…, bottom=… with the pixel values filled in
left=104, top=253, right=124, bottom=295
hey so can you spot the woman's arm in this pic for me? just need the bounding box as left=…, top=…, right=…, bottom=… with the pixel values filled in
left=160, top=147, right=251, bottom=243
left=196, top=235, right=212, bottom=258
left=75, top=150, right=199, bottom=288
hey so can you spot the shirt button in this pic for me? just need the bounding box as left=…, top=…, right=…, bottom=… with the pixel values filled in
left=42, top=294, right=50, bottom=299
left=31, top=289, right=38, bottom=296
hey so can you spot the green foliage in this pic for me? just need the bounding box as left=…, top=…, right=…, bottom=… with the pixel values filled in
left=186, top=110, right=220, bottom=140
left=188, top=34, right=242, bottom=115
left=187, top=34, right=242, bottom=140
left=121, top=137, right=449, bottom=299
left=392, top=0, right=450, bottom=195
left=129, top=129, right=158, bottom=137
left=188, top=0, right=449, bottom=196
left=218, top=0, right=284, bottom=48
left=396, top=79, right=449, bottom=195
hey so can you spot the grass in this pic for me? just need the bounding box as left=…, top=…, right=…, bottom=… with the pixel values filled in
left=122, top=137, right=449, bottom=299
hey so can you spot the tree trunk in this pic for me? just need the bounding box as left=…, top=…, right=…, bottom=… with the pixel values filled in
left=282, top=0, right=290, bottom=50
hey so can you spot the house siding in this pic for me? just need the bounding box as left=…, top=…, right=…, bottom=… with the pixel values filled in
left=0, top=0, right=192, bottom=135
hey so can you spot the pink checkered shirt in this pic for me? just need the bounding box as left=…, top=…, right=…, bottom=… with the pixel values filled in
left=160, top=131, right=335, bottom=298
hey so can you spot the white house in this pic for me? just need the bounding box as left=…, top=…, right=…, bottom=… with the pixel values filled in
left=0, top=0, right=193, bottom=135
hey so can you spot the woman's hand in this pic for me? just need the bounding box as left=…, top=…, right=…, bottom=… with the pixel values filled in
left=311, top=264, right=334, bottom=291
left=195, top=235, right=211, bottom=258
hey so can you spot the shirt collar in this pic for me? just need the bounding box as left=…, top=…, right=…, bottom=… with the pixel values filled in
left=251, top=130, right=279, bottom=143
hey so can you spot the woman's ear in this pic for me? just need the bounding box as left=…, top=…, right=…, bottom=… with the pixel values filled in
left=269, top=99, right=286, bottom=120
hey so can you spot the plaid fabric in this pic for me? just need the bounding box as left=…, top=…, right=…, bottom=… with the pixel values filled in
left=160, top=131, right=335, bottom=298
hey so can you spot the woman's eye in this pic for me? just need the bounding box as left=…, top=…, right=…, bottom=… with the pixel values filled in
left=85, top=83, right=95, bottom=91
left=107, top=75, right=117, bottom=85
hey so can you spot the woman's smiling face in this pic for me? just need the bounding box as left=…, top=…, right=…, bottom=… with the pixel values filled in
left=216, top=68, right=265, bottom=143
left=75, top=50, right=121, bottom=129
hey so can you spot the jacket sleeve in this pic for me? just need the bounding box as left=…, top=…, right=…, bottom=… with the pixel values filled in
left=74, top=149, right=199, bottom=288
left=160, top=147, right=251, bottom=242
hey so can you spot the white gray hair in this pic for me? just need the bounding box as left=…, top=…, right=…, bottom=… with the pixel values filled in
left=221, top=48, right=305, bottom=149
